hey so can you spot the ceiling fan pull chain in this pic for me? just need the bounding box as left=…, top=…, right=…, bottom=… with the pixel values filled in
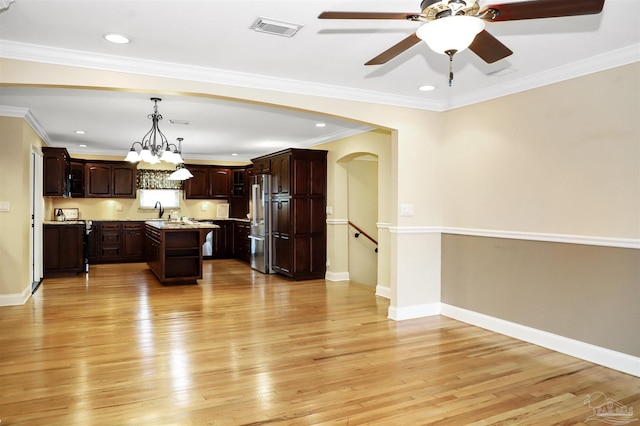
left=446, top=49, right=457, bottom=87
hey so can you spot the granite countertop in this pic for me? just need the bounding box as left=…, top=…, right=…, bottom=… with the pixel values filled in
left=82, top=218, right=250, bottom=222
left=145, top=220, right=221, bottom=230
left=43, top=220, right=87, bottom=225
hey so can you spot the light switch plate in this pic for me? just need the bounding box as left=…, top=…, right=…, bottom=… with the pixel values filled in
left=400, top=203, right=414, bottom=217
left=0, top=201, right=9, bottom=212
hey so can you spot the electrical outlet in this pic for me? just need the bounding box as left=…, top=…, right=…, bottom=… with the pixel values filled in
left=116, top=203, right=123, bottom=212
left=326, top=258, right=330, bottom=267
left=326, top=206, right=333, bottom=215
left=201, top=203, right=208, bottom=211
left=0, top=201, right=9, bottom=212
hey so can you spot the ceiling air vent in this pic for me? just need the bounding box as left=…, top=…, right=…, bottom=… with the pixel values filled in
left=250, top=17, right=303, bottom=37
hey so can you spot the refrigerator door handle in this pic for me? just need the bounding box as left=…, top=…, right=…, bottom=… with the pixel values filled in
left=249, top=235, right=264, bottom=241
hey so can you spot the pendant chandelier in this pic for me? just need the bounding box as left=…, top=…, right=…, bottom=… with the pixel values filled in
left=125, top=98, right=193, bottom=180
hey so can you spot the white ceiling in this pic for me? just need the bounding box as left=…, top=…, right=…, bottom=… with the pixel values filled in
left=0, top=0, right=638, bottom=162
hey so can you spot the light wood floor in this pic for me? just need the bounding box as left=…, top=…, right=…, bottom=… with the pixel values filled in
left=1, top=260, right=638, bottom=425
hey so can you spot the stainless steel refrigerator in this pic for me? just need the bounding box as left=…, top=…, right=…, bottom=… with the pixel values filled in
left=249, top=174, right=274, bottom=274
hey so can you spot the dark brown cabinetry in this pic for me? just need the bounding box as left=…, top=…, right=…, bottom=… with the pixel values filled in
left=252, top=148, right=327, bottom=280
left=69, top=160, right=85, bottom=198
left=211, top=220, right=234, bottom=258
left=252, top=158, right=271, bottom=174
left=145, top=224, right=204, bottom=285
left=88, top=221, right=145, bottom=264
left=98, top=222, right=122, bottom=261
left=233, top=221, right=250, bottom=262
left=122, top=222, right=145, bottom=261
left=85, top=161, right=136, bottom=198
left=229, top=168, right=250, bottom=219
left=183, top=166, right=230, bottom=199
left=43, top=224, right=84, bottom=277
left=42, top=147, right=70, bottom=197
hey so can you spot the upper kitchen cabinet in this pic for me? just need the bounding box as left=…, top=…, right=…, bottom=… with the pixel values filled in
left=42, top=147, right=70, bottom=197
left=85, top=161, right=137, bottom=198
left=229, top=168, right=250, bottom=219
left=183, top=165, right=230, bottom=200
left=69, top=159, right=85, bottom=198
left=270, top=154, right=290, bottom=197
left=252, top=158, right=271, bottom=175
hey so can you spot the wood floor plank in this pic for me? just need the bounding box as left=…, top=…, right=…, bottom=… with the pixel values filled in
left=1, top=260, right=638, bottom=425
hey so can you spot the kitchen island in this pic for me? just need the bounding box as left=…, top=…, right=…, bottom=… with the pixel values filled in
left=145, top=220, right=220, bottom=285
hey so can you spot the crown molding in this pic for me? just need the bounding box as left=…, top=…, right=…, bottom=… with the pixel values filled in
left=0, top=40, right=442, bottom=111
left=0, top=105, right=51, bottom=144
left=448, top=44, right=640, bottom=110
left=0, top=40, right=638, bottom=112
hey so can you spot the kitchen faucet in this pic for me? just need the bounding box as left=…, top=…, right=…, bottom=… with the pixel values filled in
left=154, top=201, right=164, bottom=219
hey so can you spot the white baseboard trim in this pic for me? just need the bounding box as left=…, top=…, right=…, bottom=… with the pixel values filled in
left=441, top=304, right=640, bottom=377
left=375, top=285, right=390, bottom=299
left=388, top=303, right=441, bottom=321
left=325, top=271, right=349, bottom=282
left=0, top=285, right=32, bottom=307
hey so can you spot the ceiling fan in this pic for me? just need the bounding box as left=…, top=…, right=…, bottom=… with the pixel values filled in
left=319, top=0, right=605, bottom=85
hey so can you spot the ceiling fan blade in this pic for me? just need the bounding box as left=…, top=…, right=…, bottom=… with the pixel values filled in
left=318, top=11, right=418, bottom=20
left=468, top=30, right=513, bottom=63
left=365, top=33, right=421, bottom=65
left=481, top=0, right=605, bottom=22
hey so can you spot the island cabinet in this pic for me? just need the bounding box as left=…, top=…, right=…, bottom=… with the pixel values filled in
left=145, top=222, right=218, bottom=285
left=43, top=223, right=84, bottom=277
left=42, top=147, right=70, bottom=197
left=252, top=148, right=327, bottom=280
left=85, top=161, right=136, bottom=198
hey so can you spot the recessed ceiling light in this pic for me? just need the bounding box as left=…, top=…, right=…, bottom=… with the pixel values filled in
left=418, top=85, right=436, bottom=92
left=79, top=144, right=87, bottom=148
left=315, top=123, right=326, bottom=128
left=74, top=130, right=86, bottom=134
left=104, top=33, right=130, bottom=44
left=231, top=153, right=238, bottom=156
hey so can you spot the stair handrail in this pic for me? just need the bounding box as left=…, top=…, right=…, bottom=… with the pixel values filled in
left=348, top=221, right=378, bottom=253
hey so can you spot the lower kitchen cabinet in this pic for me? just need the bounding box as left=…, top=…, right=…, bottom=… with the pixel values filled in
left=43, top=224, right=84, bottom=277
left=211, top=220, right=234, bottom=258
left=89, top=221, right=145, bottom=264
left=233, top=221, right=250, bottom=262
left=122, top=222, right=145, bottom=261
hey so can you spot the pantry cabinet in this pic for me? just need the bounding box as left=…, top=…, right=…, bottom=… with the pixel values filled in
left=252, top=148, right=327, bottom=280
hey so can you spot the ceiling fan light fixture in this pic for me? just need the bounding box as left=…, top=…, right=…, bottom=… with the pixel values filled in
left=416, top=16, right=485, bottom=55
